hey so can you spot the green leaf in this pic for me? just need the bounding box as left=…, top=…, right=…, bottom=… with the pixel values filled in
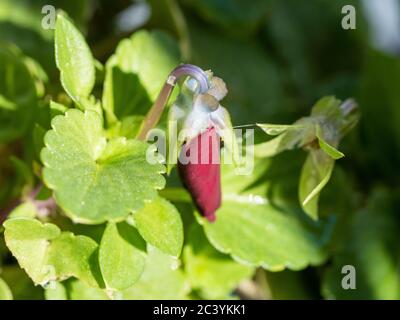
left=7, top=201, right=38, bottom=219
left=299, top=150, right=334, bottom=220
left=316, top=125, right=344, bottom=160
left=322, top=189, right=400, bottom=299
left=255, top=96, right=354, bottom=219
left=3, top=218, right=61, bottom=285
left=41, top=109, right=165, bottom=224
left=44, top=282, right=68, bottom=300
left=0, top=45, right=42, bottom=142
left=99, top=222, right=146, bottom=291
left=255, top=97, right=350, bottom=159
left=134, top=197, right=183, bottom=257
left=121, top=246, right=189, bottom=299
left=105, top=115, right=144, bottom=140
left=46, top=232, right=101, bottom=287
left=257, top=123, right=306, bottom=136
left=66, top=279, right=109, bottom=300
left=4, top=218, right=102, bottom=287
left=46, top=279, right=109, bottom=300
left=102, top=30, right=180, bottom=123
left=201, top=163, right=333, bottom=271
left=253, top=134, right=291, bottom=158
left=254, top=119, right=313, bottom=157
left=55, top=12, right=95, bottom=105
left=184, top=223, right=254, bottom=299
left=0, top=277, right=13, bottom=300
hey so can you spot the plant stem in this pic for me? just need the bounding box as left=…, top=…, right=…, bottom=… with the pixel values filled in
left=137, top=64, right=209, bottom=141
left=137, top=82, right=175, bottom=141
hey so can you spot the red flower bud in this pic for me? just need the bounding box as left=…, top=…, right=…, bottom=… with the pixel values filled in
left=178, top=127, right=221, bottom=222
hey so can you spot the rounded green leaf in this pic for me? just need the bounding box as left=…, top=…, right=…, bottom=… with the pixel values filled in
left=66, top=279, right=109, bottom=300
left=3, top=218, right=61, bottom=285
left=46, top=232, right=102, bottom=287
left=99, top=222, right=146, bottom=291
left=134, top=197, right=183, bottom=257
left=55, top=12, right=95, bottom=104
left=4, top=218, right=102, bottom=287
left=257, top=123, right=306, bottom=136
left=299, top=150, right=334, bottom=220
left=102, top=30, right=180, bottom=122
left=41, top=109, right=165, bottom=224
left=201, top=163, right=333, bottom=271
left=44, top=282, right=68, bottom=300
left=203, top=201, right=330, bottom=271
left=7, top=201, right=38, bottom=219
left=121, top=246, right=189, bottom=300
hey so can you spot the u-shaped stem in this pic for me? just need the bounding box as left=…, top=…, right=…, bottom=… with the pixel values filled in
left=137, top=64, right=209, bottom=141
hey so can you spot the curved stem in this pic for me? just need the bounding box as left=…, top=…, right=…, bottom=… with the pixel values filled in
left=137, top=64, right=209, bottom=141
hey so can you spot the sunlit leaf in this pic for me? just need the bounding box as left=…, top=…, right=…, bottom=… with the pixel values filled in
left=66, top=279, right=109, bottom=300
left=4, top=218, right=102, bottom=287
left=102, top=30, right=180, bottom=124
left=55, top=12, right=95, bottom=105
left=44, top=282, right=67, bottom=300
left=3, top=218, right=60, bottom=285
left=41, top=109, right=165, bottom=223
left=316, top=125, right=344, bottom=160
left=254, top=119, right=313, bottom=157
left=257, top=123, right=306, bottom=136
left=299, top=150, right=334, bottom=220
left=134, top=197, right=183, bottom=257
left=99, top=222, right=146, bottom=291
left=201, top=163, right=333, bottom=270
left=121, top=246, right=189, bottom=299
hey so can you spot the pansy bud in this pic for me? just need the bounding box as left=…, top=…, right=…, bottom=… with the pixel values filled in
left=177, top=73, right=229, bottom=222
left=178, top=127, right=221, bottom=222
left=147, top=65, right=233, bottom=222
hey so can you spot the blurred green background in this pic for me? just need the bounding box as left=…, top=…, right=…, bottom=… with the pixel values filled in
left=1, top=0, right=400, bottom=299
